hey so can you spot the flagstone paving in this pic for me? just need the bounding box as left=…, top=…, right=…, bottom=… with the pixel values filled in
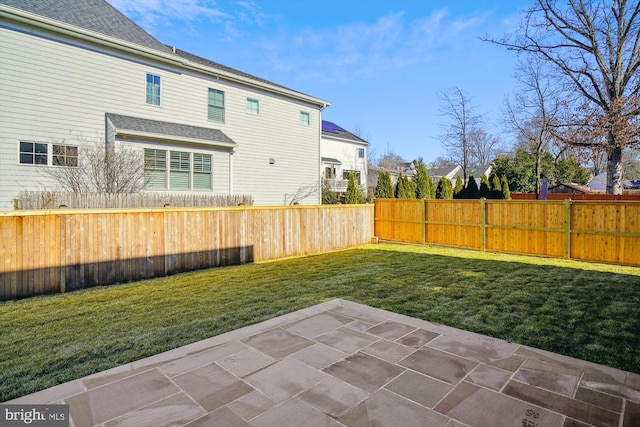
left=7, top=299, right=640, bottom=426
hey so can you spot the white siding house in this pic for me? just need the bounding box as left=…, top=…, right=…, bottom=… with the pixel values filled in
left=321, top=121, right=368, bottom=194
left=0, top=0, right=329, bottom=210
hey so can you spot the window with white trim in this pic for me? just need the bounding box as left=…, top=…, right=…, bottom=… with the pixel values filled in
left=144, top=148, right=212, bottom=191
left=19, top=142, right=48, bottom=165
left=193, top=153, right=212, bottom=190
left=53, top=144, right=79, bottom=166
left=146, top=73, right=161, bottom=106
left=19, top=141, right=78, bottom=166
left=208, top=88, right=225, bottom=122
left=144, top=149, right=167, bottom=189
left=170, top=151, right=190, bottom=189
left=300, top=111, right=310, bottom=125
left=357, top=148, right=365, bottom=159
left=246, top=98, right=259, bottom=115
left=343, top=170, right=361, bottom=185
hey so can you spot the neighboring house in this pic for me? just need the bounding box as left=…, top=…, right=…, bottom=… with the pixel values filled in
left=588, top=173, right=607, bottom=192
left=0, top=0, right=330, bottom=210
left=429, top=165, right=463, bottom=185
left=321, top=121, right=368, bottom=194
left=549, top=183, right=590, bottom=194
left=589, top=173, right=640, bottom=192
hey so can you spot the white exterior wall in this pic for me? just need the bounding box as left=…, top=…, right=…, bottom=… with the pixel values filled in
left=0, top=18, right=323, bottom=210
left=321, top=136, right=368, bottom=186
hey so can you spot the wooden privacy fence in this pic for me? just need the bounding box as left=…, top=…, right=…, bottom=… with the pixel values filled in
left=0, top=204, right=374, bottom=300
left=374, top=199, right=640, bottom=267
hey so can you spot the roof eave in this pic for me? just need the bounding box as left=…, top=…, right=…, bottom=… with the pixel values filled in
left=0, top=5, right=331, bottom=108
left=116, top=129, right=237, bottom=150
left=321, top=133, right=369, bottom=146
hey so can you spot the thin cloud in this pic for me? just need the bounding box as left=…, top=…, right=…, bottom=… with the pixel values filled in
left=252, top=8, right=493, bottom=83
left=107, top=0, right=230, bottom=34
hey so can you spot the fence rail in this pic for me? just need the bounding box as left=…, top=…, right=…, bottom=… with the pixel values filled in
left=374, top=199, right=640, bottom=267
left=0, top=205, right=373, bottom=300
left=15, top=191, right=254, bottom=210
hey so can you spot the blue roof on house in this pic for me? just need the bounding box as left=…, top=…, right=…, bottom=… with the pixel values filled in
left=322, top=121, right=368, bottom=144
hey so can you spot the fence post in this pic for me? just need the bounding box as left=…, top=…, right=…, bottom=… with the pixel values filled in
left=480, top=198, right=486, bottom=252
left=563, top=198, right=571, bottom=259
left=421, top=199, right=426, bottom=244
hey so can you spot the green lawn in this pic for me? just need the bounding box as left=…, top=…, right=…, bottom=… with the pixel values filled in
left=1, top=243, right=639, bottom=401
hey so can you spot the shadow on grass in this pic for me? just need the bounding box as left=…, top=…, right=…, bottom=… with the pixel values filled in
left=1, top=244, right=639, bottom=401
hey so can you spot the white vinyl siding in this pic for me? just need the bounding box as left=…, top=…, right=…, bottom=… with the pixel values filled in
left=0, top=20, right=323, bottom=208
left=208, top=89, right=224, bottom=122
left=145, top=73, right=160, bottom=105
left=170, top=151, right=190, bottom=189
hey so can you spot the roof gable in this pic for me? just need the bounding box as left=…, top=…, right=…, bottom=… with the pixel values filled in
left=0, top=0, right=173, bottom=54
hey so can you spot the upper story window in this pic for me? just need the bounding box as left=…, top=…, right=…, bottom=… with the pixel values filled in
left=300, top=111, right=310, bottom=125
left=357, top=148, right=365, bottom=159
left=146, top=73, right=161, bottom=106
left=246, top=98, right=259, bottom=115
left=19, top=142, right=78, bottom=167
left=208, top=89, right=225, bottom=122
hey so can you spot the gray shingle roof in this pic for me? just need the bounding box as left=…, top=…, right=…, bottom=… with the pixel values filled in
left=0, top=0, right=173, bottom=54
left=106, top=114, right=236, bottom=147
left=170, top=47, right=304, bottom=96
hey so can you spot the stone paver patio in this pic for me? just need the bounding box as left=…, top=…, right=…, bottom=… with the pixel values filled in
left=8, top=299, right=640, bottom=426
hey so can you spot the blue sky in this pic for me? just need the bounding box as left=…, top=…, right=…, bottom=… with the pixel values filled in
left=107, top=0, right=533, bottom=164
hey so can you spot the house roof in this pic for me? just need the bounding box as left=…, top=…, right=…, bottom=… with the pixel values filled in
left=0, top=0, right=329, bottom=107
left=321, top=157, right=342, bottom=165
left=0, top=0, right=172, bottom=54
left=429, top=166, right=460, bottom=179
left=170, top=47, right=309, bottom=99
left=106, top=114, right=237, bottom=149
left=589, top=172, right=640, bottom=190
left=549, top=183, right=590, bottom=193
left=322, top=121, right=368, bottom=144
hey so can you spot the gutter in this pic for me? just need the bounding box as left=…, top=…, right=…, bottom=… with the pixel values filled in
left=0, top=5, right=331, bottom=108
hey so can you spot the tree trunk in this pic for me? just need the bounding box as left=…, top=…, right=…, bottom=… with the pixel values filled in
left=535, top=149, right=542, bottom=199
left=606, top=144, right=623, bottom=195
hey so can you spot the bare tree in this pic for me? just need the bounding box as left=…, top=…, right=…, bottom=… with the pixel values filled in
left=503, top=57, right=563, bottom=197
left=438, top=87, right=483, bottom=182
left=377, top=149, right=407, bottom=171
left=46, top=139, right=147, bottom=193
left=284, top=183, right=319, bottom=205
left=468, top=129, right=503, bottom=167
left=486, top=0, right=640, bottom=194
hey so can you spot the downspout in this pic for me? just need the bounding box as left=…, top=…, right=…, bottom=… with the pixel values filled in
left=318, top=103, right=328, bottom=204
left=229, top=147, right=235, bottom=195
